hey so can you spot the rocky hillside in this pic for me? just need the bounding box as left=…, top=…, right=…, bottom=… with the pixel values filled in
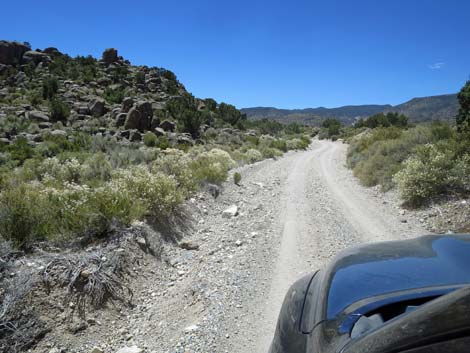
left=242, top=94, right=458, bottom=125
left=0, top=40, right=246, bottom=147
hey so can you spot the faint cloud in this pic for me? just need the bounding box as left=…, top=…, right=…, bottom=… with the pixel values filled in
left=428, top=62, right=445, bottom=70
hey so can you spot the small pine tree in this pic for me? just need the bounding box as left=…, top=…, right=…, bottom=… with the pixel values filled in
left=456, top=81, right=470, bottom=132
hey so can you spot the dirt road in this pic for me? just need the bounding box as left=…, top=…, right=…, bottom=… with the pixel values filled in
left=34, top=140, right=428, bottom=353
left=215, top=139, right=426, bottom=353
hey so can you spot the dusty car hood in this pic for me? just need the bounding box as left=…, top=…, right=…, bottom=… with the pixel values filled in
left=325, top=234, right=470, bottom=319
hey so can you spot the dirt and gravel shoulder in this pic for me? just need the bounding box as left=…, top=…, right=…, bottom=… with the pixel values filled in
left=16, top=139, right=467, bottom=353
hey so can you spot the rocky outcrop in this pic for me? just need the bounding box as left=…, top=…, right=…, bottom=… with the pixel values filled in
left=0, top=40, right=30, bottom=65
left=101, top=48, right=118, bottom=65
left=88, top=98, right=106, bottom=117
left=22, top=50, right=51, bottom=65
left=27, top=111, right=49, bottom=122
left=124, top=101, right=153, bottom=132
left=159, top=120, right=176, bottom=132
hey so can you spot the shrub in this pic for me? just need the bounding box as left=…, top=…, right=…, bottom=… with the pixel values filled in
left=42, top=76, right=59, bottom=100
left=46, top=182, right=144, bottom=239
left=151, top=149, right=196, bottom=196
left=260, top=147, right=283, bottom=159
left=28, top=89, right=43, bottom=106
left=270, top=139, right=288, bottom=152
left=156, top=136, right=170, bottom=150
left=233, top=172, right=241, bottom=185
left=112, top=166, right=183, bottom=218
left=49, top=98, right=70, bottom=122
left=5, top=137, right=35, bottom=165
left=103, top=86, right=125, bottom=104
left=244, top=149, right=263, bottom=163
left=135, top=71, right=145, bottom=85
left=394, top=144, right=455, bottom=205
left=143, top=132, right=158, bottom=147
left=190, top=148, right=236, bottom=185
left=286, top=137, right=310, bottom=150
left=456, top=80, right=470, bottom=132
left=0, top=183, right=54, bottom=247
left=82, top=153, right=112, bottom=182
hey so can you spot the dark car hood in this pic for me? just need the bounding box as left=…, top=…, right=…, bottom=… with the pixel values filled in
left=325, top=234, right=470, bottom=319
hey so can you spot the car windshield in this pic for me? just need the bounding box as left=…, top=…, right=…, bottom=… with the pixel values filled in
left=327, top=237, right=470, bottom=319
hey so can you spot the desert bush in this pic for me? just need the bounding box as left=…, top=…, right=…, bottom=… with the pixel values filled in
left=42, top=76, right=59, bottom=100
left=244, top=149, right=263, bottom=163
left=0, top=183, right=54, bottom=247
left=49, top=98, right=70, bottom=122
left=28, top=89, right=43, bottom=106
left=37, top=157, right=84, bottom=184
left=82, top=153, right=112, bottom=182
left=103, top=86, right=125, bottom=104
left=286, top=137, right=310, bottom=150
left=151, top=149, right=196, bottom=196
left=5, top=137, right=35, bottom=165
left=270, top=139, right=288, bottom=152
left=0, top=115, right=30, bottom=137
left=394, top=144, right=456, bottom=205
left=233, top=172, right=241, bottom=185
left=143, top=132, right=158, bottom=147
left=155, top=136, right=170, bottom=150
left=260, top=147, right=283, bottom=159
left=190, top=148, right=236, bottom=185
left=112, top=166, right=183, bottom=218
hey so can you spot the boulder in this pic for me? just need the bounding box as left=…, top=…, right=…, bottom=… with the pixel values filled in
left=38, top=122, right=52, bottom=129
left=121, top=97, right=134, bottom=113
left=76, top=105, right=90, bottom=115
left=119, top=130, right=130, bottom=139
left=150, top=117, right=160, bottom=130
left=159, top=119, right=176, bottom=132
left=27, top=111, right=49, bottom=122
left=116, top=113, right=127, bottom=127
left=154, top=127, right=166, bottom=136
left=124, top=107, right=141, bottom=130
left=129, top=130, right=142, bottom=142
left=101, top=48, right=118, bottom=65
left=0, top=138, right=11, bottom=145
left=179, top=241, right=199, bottom=250
left=176, top=134, right=194, bottom=146
left=50, top=129, right=67, bottom=137
left=22, top=50, right=51, bottom=65
left=222, top=205, right=239, bottom=218
left=124, top=101, right=152, bottom=131
left=88, top=98, right=106, bottom=117
left=0, top=40, right=30, bottom=65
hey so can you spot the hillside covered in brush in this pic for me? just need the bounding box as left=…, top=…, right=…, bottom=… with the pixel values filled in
left=242, top=94, right=458, bottom=125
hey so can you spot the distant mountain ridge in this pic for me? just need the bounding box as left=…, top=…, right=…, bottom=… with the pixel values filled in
left=241, top=94, right=458, bottom=125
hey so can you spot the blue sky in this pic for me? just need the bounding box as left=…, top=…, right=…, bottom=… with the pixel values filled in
left=2, top=0, right=469, bottom=109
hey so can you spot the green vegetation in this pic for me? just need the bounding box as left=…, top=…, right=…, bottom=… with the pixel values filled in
left=42, top=76, right=59, bottom=100
left=0, top=43, right=315, bottom=251
left=49, top=98, right=70, bottom=122
left=319, top=118, right=341, bottom=140
left=347, top=81, right=470, bottom=206
left=457, top=81, right=470, bottom=132
left=233, top=172, right=242, bottom=185
left=355, top=112, right=408, bottom=129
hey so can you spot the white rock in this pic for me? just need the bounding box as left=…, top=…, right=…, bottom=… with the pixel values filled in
left=116, top=346, right=142, bottom=353
left=222, top=205, right=239, bottom=218
left=184, top=324, right=199, bottom=333
left=90, top=347, right=104, bottom=353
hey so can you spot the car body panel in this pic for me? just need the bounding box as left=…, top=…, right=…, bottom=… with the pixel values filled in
left=269, top=234, right=470, bottom=353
